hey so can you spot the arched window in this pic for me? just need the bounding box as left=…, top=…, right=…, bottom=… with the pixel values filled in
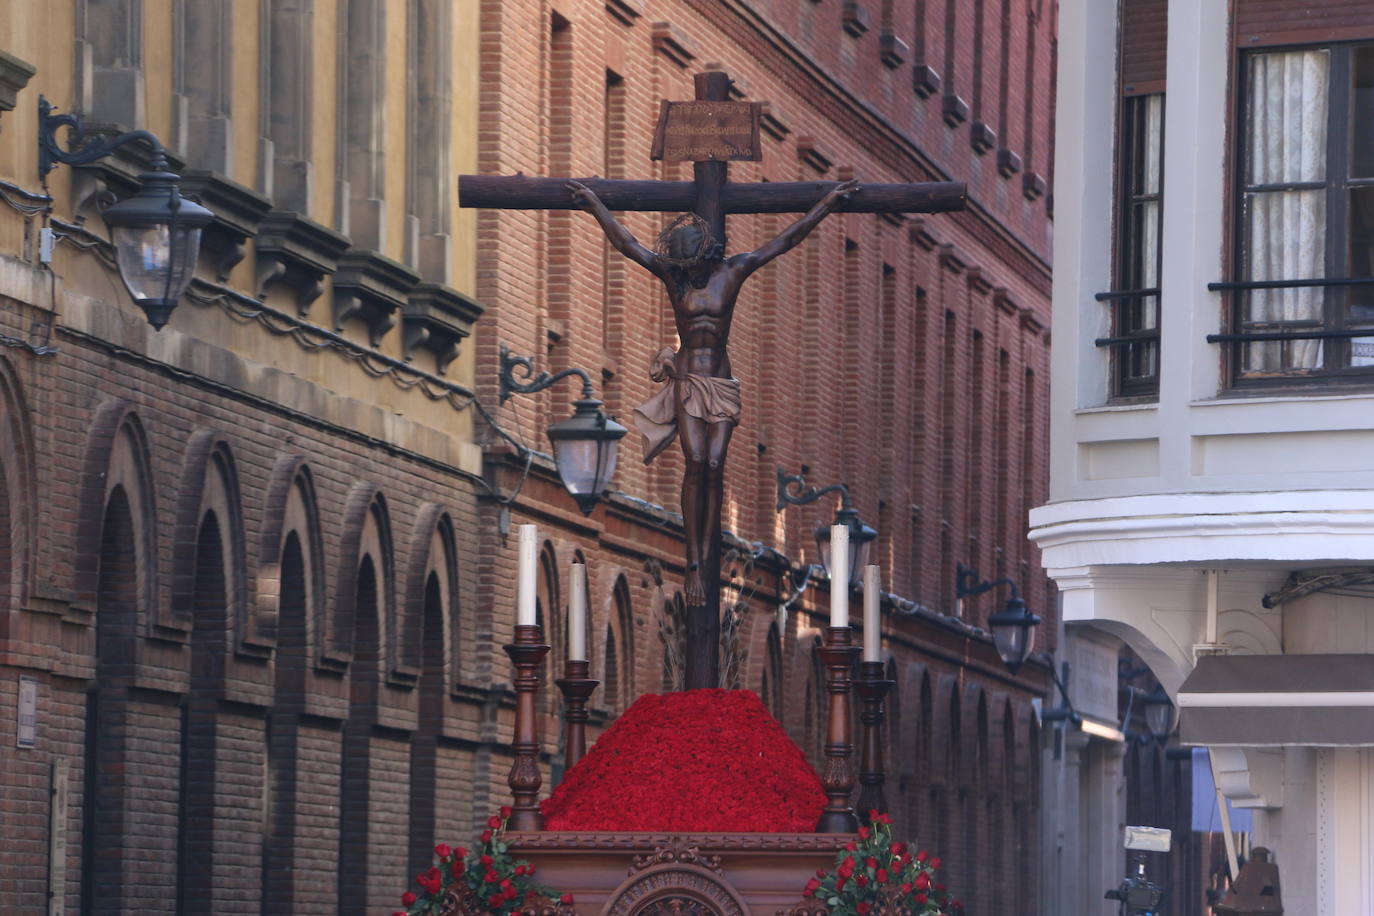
left=179, top=510, right=229, bottom=910
left=408, top=508, right=461, bottom=872
left=603, top=622, right=619, bottom=715
left=82, top=486, right=138, bottom=915
left=612, top=575, right=635, bottom=710
left=261, top=461, right=325, bottom=914
left=338, top=555, right=382, bottom=914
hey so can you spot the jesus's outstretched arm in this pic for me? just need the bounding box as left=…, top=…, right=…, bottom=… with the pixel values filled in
left=566, top=181, right=661, bottom=274
left=733, top=179, right=860, bottom=274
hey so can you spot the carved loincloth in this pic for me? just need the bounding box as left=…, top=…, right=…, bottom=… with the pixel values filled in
left=633, top=348, right=741, bottom=465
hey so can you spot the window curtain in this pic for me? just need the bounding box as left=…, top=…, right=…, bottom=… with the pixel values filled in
left=1244, top=50, right=1328, bottom=371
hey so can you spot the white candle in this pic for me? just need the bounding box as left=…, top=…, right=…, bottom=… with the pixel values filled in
left=517, top=524, right=538, bottom=627
left=829, top=523, right=849, bottom=628
left=569, top=563, right=588, bottom=661
left=863, top=565, right=881, bottom=662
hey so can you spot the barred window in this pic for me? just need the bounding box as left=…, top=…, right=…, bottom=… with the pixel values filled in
left=1221, top=44, right=1374, bottom=383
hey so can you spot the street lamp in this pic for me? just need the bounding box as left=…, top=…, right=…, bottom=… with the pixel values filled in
left=775, top=467, right=877, bottom=589
left=499, top=344, right=626, bottom=515
left=1142, top=685, right=1174, bottom=742
left=956, top=562, right=1041, bottom=674
left=38, top=97, right=213, bottom=330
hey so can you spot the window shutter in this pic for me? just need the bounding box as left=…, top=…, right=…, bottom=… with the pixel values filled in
left=1120, top=0, right=1168, bottom=96
left=1234, top=1, right=1374, bottom=47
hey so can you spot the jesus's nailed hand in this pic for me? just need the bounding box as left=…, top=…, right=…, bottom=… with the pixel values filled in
left=826, top=178, right=861, bottom=204
left=565, top=180, right=598, bottom=210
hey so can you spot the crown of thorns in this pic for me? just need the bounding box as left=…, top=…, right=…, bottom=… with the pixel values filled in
left=654, top=213, right=719, bottom=266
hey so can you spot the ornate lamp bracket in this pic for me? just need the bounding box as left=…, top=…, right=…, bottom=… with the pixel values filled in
left=38, top=95, right=168, bottom=177
left=775, top=466, right=852, bottom=513
left=499, top=342, right=596, bottom=402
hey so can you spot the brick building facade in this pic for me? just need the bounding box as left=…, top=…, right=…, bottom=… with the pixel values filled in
left=0, top=1, right=1056, bottom=914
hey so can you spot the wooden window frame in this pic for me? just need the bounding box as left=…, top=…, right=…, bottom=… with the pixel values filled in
left=1110, top=93, right=1165, bottom=399
left=1224, top=41, right=1374, bottom=389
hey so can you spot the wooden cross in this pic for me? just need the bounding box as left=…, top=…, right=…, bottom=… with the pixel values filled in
left=461, top=71, right=965, bottom=692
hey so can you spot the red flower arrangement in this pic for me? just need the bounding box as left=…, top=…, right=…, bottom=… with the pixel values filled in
left=801, top=811, right=957, bottom=916
left=394, top=809, right=573, bottom=916
left=540, top=689, right=826, bottom=832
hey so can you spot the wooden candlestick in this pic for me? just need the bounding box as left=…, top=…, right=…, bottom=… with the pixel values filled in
left=816, top=625, right=861, bottom=833
left=854, top=659, right=895, bottom=819
left=554, top=658, right=598, bottom=769
left=505, top=623, right=551, bottom=831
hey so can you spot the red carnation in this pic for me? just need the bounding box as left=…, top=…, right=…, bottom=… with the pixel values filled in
left=891, top=842, right=906, bottom=856
left=915, top=872, right=931, bottom=891
left=402, top=892, right=417, bottom=906
left=838, top=857, right=856, bottom=878
left=561, top=894, right=575, bottom=905
left=539, top=690, right=824, bottom=832
left=434, top=843, right=452, bottom=860
left=500, top=805, right=513, bottom=819
left=855, top=875, right=868, bottom=887
left=866, top=857, right=878, bottom=869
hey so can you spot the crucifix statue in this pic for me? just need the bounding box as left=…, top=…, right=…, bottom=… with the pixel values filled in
left=461, top=71, right=965, bottom=691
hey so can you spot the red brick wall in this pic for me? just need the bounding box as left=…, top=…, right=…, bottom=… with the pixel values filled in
left=0, top=297, right=493, bottom=913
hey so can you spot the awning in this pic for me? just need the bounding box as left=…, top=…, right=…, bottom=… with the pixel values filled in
left=1178, top=654, right=1374, bottom=747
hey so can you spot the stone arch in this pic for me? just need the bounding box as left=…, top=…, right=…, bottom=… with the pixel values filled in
left=259, top=457, right=326, bottom=670
left=76, top=401, right=158, bottom=628
left=402, top=503, right=458, bottom=685
left=172, top=432, right=252, bottom=650
left=0, top=355, right=34, bottom=616
left=333, top=483, right=395, bottom=673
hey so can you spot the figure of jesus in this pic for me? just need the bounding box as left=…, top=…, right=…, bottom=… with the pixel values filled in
left=567, top=178, right=859, bottom=605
